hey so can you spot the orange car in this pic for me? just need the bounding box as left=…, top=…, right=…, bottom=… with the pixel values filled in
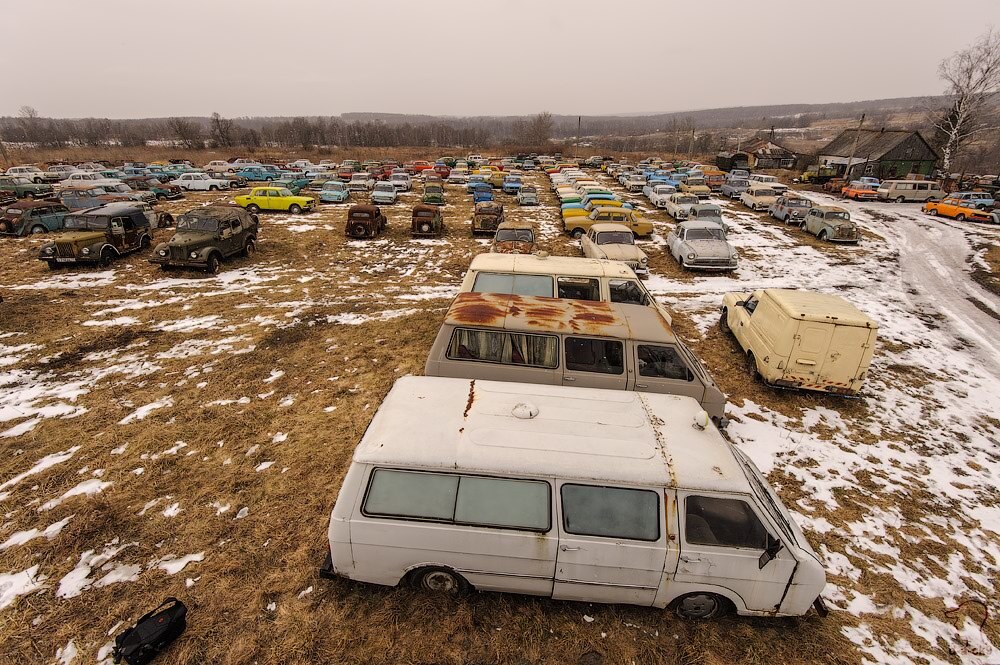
left=922, top=197, right=993, bottom=222
left=841, top=182, right=879, bottom=200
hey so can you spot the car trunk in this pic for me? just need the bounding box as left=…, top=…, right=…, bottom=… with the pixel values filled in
left=784, top=322, right=874, bottom=392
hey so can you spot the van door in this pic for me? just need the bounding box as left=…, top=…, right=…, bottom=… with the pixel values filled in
left=631, top=343, right=704, bottom=401
left=553, top=482, right=666, bottom=606
left=562, top=337, right=628, bottom=389
left=785, top=322, right=831, bottom=383
left=674, top=492, right=796, bottom=612
left=818, top=325, right=871, bottom=387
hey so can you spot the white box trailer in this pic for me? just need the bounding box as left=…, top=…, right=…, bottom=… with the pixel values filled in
left=321, top=376, right=827, bottom=619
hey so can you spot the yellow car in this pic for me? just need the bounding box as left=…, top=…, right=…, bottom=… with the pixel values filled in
left=234, top=186, right=316, bottom=214
left=564, top=206, right=654, bottom=238
left=922, top=197, right=993, bottom=222
left=562, top=199, right=630, bottom=221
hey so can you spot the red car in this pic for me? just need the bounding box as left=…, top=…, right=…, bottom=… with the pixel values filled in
left=336, top=166, right=356, bottom=181
left=433, top=164, right=451, bottom=179
left=412, top=160, right=433, bottom=172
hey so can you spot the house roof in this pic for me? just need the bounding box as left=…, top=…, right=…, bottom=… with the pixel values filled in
left=819, top=129, right=940, bottom=160
left=745, top=140, right=797, bottom=158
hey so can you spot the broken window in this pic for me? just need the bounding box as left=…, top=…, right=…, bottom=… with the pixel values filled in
left=556, top=276, right=600, bottom=301
left=564, top=337, right=623, bottom=375
left=684, top=495, right=768, bottom=549
left=637, top=345, right=692, bottom=381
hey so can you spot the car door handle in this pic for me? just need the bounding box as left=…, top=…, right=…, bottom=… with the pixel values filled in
left=679, top=556, right=702, bottom=563
left=635, top=383, right=648, bottom=389
left=564, top=377, right=576, bottom=382
left=560, top=545, right=581, bottom=552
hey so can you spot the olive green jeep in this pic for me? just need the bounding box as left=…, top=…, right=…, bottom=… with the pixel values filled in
left=150, top=205, right=259, bottom=273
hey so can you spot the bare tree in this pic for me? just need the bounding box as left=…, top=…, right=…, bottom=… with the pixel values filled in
left=209, top=112, right=235, bottom=148
left=514, top=112, right=554, bottom=148
left=16, top=105, right=40, bottom=143
left=167, top=117, right=204, bottom=150
left=934, top=28, right=1000, bottom=172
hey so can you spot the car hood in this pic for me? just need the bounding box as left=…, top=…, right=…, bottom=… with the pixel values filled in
left=492, top=240, right=537, bottom=254
left=51, top=230, right=106, bottom=245
left=596, top=244, right=646, bottom=261
left=684, top=239, right=733, bottom=257
left=165, top=230, right=217, bottom=247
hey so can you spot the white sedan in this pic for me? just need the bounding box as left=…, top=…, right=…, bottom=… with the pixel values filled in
left=169, top=172, right=231, bottom=191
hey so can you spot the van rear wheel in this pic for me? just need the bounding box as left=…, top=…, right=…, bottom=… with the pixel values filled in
left=411, top=567, right=469, bottom=596
left=675, top=593, right=727, bottom=619
left=896, top=196, right=906, bottom=203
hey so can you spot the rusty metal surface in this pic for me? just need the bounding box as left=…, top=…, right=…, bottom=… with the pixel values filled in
left=491, top=240, right=537, bottom=255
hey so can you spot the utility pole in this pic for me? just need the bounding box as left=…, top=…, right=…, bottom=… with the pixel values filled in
left=844, top=113, right=865, bottom=181
left=688, top=128, right=695, bottom=157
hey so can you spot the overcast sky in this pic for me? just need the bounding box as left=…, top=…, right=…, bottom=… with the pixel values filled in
left=8, top=0, right=999, bottom=119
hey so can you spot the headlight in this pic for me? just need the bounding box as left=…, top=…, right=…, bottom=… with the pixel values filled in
left=640, top=257, right=648, bottom=264
left=189, top=251, right=198, bottom=259
left=81, top=248, right=90, bottom=255
left=44, top=246, right=54, bottom=254
left=687, top=252, right=696, bottom=260
left=158, top=249, right=167, bottom=256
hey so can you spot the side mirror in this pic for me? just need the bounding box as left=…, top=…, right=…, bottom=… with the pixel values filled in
left=758, top=534, right=783, bottom=569
left=735, top=300, right=745, bottom=307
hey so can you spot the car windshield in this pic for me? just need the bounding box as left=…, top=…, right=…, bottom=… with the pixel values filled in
left=787, top=199, right=810, bottom=208
left=112, top=185, right=130, bottom=192
left=496, top=229, right=533, bottom=242
left=391, top=175, right=407, bottom=181
left=825, top=211, right=851, bottom=221
left=676, top=196, right=698, bottom=205
left=754, top=189, right=776, bottom=197
left=63, top=215, right=108, bottom=230
left=685, top=228, right=724, bottom=241
left=375, top=184, right=394, bottom=192
left=176, top=217, right=220, bottom=232
left=596, top=231, right=634, bottom=245
left=324, top=183, right=345, bottom=190
left=729, top=179, right=748, bottom=187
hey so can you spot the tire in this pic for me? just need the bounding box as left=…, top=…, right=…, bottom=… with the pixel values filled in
left=243, top=239, right=256, bottom=258
left=818, top=230, right=829, bottom=241
left=927, top=208, right=938, bottom=217
left=46, top=260, right=58, bottom=270
left=956, top=213, right=966, bottom=221
left=23, top=192, right=34, bottom=199
left=99, top=248, right=115, bottom=268
left=158, top=213, right=174, bottom=228
left=571, top=228, right=584, bottom=239
left=0, top=221, right=9, bottom=233
left=419, top=222, right=433, bottom=234
left=289, top=204, right=302, bottom=214
left=675, top=593, right=727, bottom=619
left=719, top=308, right=730, bottom=333
left=350, top=222, right=368, bottom=238
left=746, top=351, right=760, bottom=381
left=247, top=204, right=260, bottom=214
left=799, top=221, right=808, bottom=231
left=209, top=185, right=219, bottom=191
left=140, top=235, right=151, bottom=249
left=207, top=253, right=221, bottom=275
left=30, top=225, right=46, bottom=235
left=896, top=196, right=906, bottom=203
left=410, top=567, right=469, bottom=596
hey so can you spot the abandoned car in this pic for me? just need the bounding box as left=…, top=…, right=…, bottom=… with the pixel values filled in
left=801, top=206, right=861, bottom=243
left=150, top=205, right=259, bottom=273
left=490, top=221, right=537, bottom=254
left=0, top=201, right=70, bottom=236
left=411, top=204, right=444, bottom=238
left=666, top=221, right=738, bottom=271
left=38, top=203, right=152, bottom=268
left=472, top=201, right=505, bottom=235
left=345, top=204, right=387, bottom=239
left=235, top=187, right=316, bottom=214
left=580, top=223, right=649, bottom=278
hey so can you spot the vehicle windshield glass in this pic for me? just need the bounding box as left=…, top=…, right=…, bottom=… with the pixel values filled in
left=596, top=231, right=634, bottom=245
left=685, top=227, right=724, bottom=241
left=176, top=217, right=220, bottom=232
left=825, top=211, right=851, bottom=220
left=14, top=178, right=32, bottom=185
left=787, top=199, right=810, bottom=208
left=731, top=446, right=797, bottom=545
left=730, top=179, right=748, bottom=187
left=278, top=189, right=294, bottom=197
left=496, top=229, right=533, bottom=242
left=677, top=196, right=698, bottom=204
left=324, top=183, right=345, bottom=190
left=754, top=189, right=776, bottom=197
left=375, top=184, right=394, bottom=191
left=63, top=215, right=108, bottom=230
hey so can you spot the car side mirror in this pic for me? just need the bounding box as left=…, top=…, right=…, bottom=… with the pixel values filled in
left=735, top=300, right=745, bottom=307
left=758, top=534, right=783, bottom=569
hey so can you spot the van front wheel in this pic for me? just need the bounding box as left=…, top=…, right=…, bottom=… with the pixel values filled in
left=719, top=308, right=730, bottom=333
left=746, top=351, right=761, bottom=381
left=675, top=593, right=727, bottom=619
left=411, top=567, right=469, bottom=596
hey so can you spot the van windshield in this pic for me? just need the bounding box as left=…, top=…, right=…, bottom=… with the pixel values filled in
left=731, top=446, right=797, bottom=546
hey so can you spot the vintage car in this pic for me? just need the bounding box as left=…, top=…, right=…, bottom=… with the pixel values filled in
left=565, top=206, right=653, bottom=239
left=472, top=201, right=505, bottom=236
left=687, top=204, right=727, bottom=230
left=501, top=175, right=523, bottom=195
left=6, top=165, right=61, bottom=184
left=100, top=182, right=157, bottom=204
left=0, top=191, right=16, bottom=209
left=662, top=193, right=700, bottom=220
left=129, top=201, right=175, bottom=229
left=422, top=183, right=445, bottom=205
left=516, top=185, right=539, bottom=206
left=666, top=221, right=738, bottom=271
left=345, top=204, right=387, bottom=239
left=623, top=174, right=647, bottom=192
left=214, top=173, right=248, bottom=189
left=433, top=164, right=451, bottom=179
left=0, top=176, right=55, bottom=200
left=47, top=165, right=81, bottom=180
left=347, top=172, right=375, bottom=192
left=150, top=205, right=258, bottom=273
left=470, top=182, right=493, bottom=203
left=490, top=220, right=537, bottom=254
left=465, top=174, right=489, bottom=191
left=921, top=197, right=994, bottom=222
left=38, top=203, right=153, bottom=268
left=319, top=181, right=350, bottom=203
left=769, top=195, right=813, bottom=223
left=59, top=186, right=136, bottom=211
left=123, top=176, right=184, bottom=201
left=390, top=173, right=412, bottom=191
left=801, top=206, right=861, bottom=243
left=740, top=184, right=779, bottom=211
left=169, top=172, right=231, bottom=191
left=643, top=183, right=676, bottom=208
left=580, top=222, right=649, bottom=278
left=236, top=167, right=279, bottom=181
left=949, top=191, right=996, bottom=210
left=410, top=160, right=433, bottom=174
left=702, top=168, right=727, bottom=191
left=719, top=178, right=750, bottom=199
left=371, top=181, right=398, bottom=205
left=273, top=177, right=311, bottom=194
left=446, top=170, right=469, bottom=185
left=679, top=176, right=712, bottom=199
left=0, top=201, right=70, bottom=236
left=841, top=181, right=879, bottom=201
left=234, top=187, right=316, bottom=214
left=411, top=204, right=444, bottom=238
left=203, top=160, right=236, bottom=174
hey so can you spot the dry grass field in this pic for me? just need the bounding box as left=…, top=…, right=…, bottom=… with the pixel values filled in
left=0, top=166, right=998, bottom=665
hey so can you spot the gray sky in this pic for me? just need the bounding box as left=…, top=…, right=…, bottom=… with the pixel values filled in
left=9, top=0, right=999, bottom=118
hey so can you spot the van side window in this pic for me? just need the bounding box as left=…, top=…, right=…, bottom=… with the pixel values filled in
left=561, top=484, right=659, bottom=541
left=472, top=273, right=553, bottom=297
left=637, top=345, right=692, bottom=381
left=609, top=279, right=649, bottom=306
left=448, top=328, right=559, bottom=368
left=556, top=277, right=600, bottom=301
left=743, top=297, right=758, bottom=314
left=364, top=469, right=550, bottom=531
left=565, top=337, right=624, bottom=374
left=685, top=496, right=768, bottom=549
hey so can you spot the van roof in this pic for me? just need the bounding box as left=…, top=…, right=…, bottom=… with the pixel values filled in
left=444, top=291, right=676, bottom=341
left=468, top=253, right=637, bottom=280
left=353, top=376, right=748, bottom=490
left=763, top=288, right=878, bottom=328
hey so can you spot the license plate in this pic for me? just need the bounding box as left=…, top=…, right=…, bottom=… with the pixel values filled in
left=55, top=258, right=74, bottom=262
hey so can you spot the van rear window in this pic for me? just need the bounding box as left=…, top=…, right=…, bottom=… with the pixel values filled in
left=473, top=272, right=553, bottom=297
left=364, top=469, right=550, bottom=531
left=448, top=328, right=559, bottom=368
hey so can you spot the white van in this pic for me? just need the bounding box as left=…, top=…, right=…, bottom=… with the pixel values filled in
left=459, top=253, right=672, bottom=324
left=322, top=376, right=828, bottom=619
left=876, top=179, right=946, bottom=202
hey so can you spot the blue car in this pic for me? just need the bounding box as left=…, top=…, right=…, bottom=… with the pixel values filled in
left=471, top=182, right=494, bottom=203
left=319, top=181, right=350, bottom=203
left=236, top=167, right=278, bottom=181
left=502, top=176, right=523, bottom=195
left=953, top=191, right=995, bottom=209
left=465, top=174, right=489, bottom=192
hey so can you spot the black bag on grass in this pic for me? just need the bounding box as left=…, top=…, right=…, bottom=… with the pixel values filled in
left=112, top=597, right=187, bottom=665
